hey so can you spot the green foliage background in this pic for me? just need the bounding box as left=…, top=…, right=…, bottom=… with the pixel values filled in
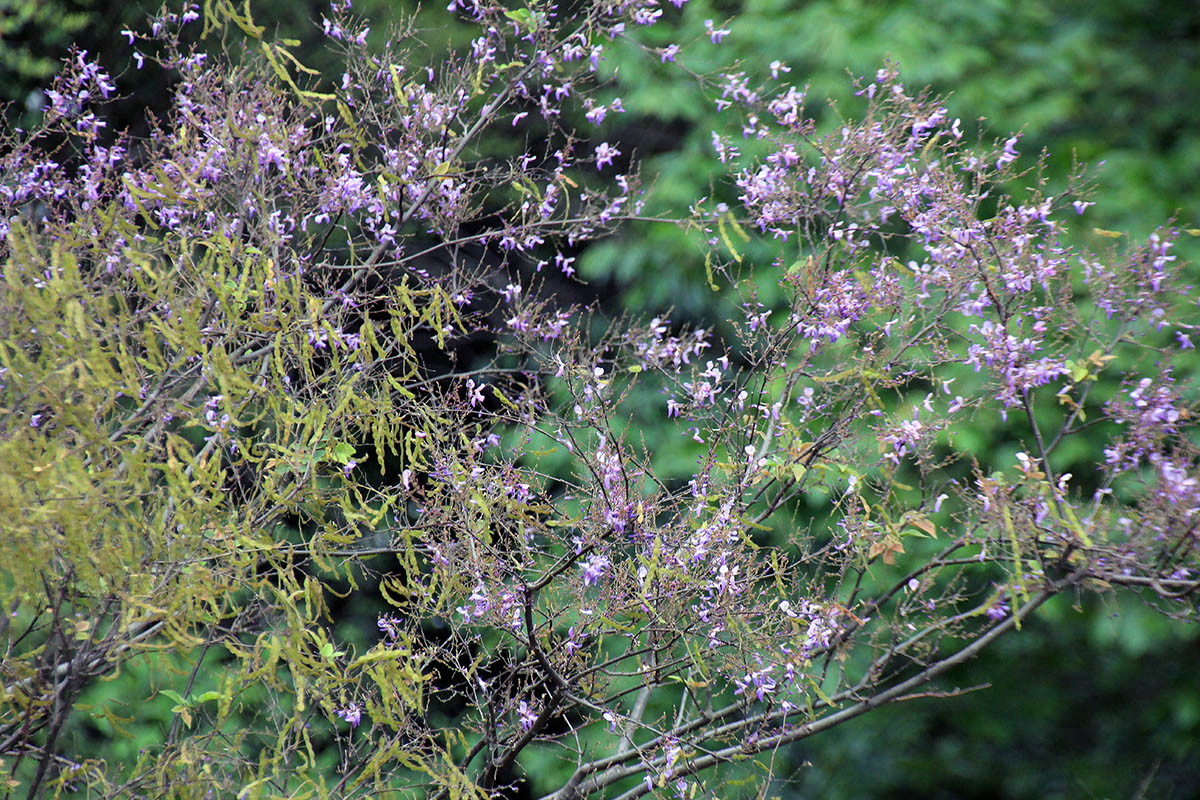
left=6, top=0, right=1197, bottom=796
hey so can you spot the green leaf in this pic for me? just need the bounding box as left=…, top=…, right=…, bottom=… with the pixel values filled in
left=330, top=442, right=356, bottom=463
left=503, top=8, right=536, bottom=30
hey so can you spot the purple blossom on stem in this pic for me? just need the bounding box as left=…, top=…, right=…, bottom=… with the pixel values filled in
left=594, top=142, right=620, bottom=170
left=986, top=598, right=1010, bottom=622
left=704, top=19, right=730, bottom=44
left=581, top=553, right=610, bottom=586
left=517, top=700, right=538, bottom=730
left=377, top=613, right=403, bottom=643
left=336, top=703, right=362, bottom=727
left=996, top=134, right=1021, bottom=168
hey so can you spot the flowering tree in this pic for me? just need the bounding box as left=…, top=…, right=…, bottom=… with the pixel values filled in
left=2, top=1, right=1198, bottom=797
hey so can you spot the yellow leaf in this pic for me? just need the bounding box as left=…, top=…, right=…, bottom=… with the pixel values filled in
left=717, top=215, right=742, bottom=263
left=491, top=386, right=519, bottom=410
left=906, top=514, right=937, bottom=537
left=868, top=536, right=904, bottom=565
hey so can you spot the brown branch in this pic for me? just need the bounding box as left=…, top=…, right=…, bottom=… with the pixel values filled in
left=583, top=572, right=1080, bottom=800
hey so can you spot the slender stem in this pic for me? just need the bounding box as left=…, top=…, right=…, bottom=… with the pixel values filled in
left=602, top=575, right=1077, bottom=800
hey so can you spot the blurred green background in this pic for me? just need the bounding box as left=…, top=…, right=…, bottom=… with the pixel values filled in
left=5, top=0, right=1197, bottom=796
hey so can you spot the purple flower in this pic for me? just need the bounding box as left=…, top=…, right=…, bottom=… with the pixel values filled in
left=203, top=395, right=229, bottom=430
left=517, top=700, right=538, bottom=730
left=581, top=553, right=610, bottom=586
left=377, top=613, right=403, bottom=642
left=336, top=703, right=362, bottom=727
left=555, top=252, right=576, bottom=276
left=704, top=19, right=730, bottom=44
left=465, top=379, right=485, bottom=407
left=585, top=104, right=608, bottom=125
left=633, top=6, right=662, bottom=25
left=565, top=626, right=582, bottom=656
left=457, top=583, right=491, bottom=621
left=986, top=597, right=1010, bottom=622
left=995, top=134, right=1021, bottom=168
left=594, top=142, right=620, bottom=171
